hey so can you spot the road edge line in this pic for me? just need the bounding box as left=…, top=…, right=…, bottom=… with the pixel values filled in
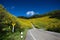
left=29, top=30, right=36, bottom=40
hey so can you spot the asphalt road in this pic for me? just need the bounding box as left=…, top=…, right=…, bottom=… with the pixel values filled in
left=25, top=29, right=60, bottom=40
left=25, top=23, right=60, bottom=40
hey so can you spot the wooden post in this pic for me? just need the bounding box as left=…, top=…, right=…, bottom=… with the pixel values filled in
left=12, top=22, right=16, bottom=32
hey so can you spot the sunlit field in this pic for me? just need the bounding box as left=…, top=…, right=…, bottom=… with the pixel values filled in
left=18, top=18, right=32, bottom=29
left=30, top=16, right=60, bottom=32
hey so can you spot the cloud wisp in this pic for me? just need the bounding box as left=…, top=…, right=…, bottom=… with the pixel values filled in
left=26, top=11, right=35, bottom=17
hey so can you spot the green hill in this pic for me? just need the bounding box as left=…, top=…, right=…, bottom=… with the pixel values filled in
left=29, top=10, right=60, bottom=33
left=0, top=4, right=21, bottom=32
left=0, top=4, right=32, bottom=31
left=0, top=4, right=32, bottom=40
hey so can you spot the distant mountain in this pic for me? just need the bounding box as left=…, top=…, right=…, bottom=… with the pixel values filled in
left=28, top=10, right=60, bottom=19
left=18, top=16, right=29, bottom=19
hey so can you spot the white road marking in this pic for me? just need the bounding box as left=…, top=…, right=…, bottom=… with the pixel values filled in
left=29, top=30, right=36, bottom=40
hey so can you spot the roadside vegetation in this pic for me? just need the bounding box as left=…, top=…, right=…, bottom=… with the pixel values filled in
left=0, top=4, right=32, bottom=40
left=29, top=10, right=60, bottom=33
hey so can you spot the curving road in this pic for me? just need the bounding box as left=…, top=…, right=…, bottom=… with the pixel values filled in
left=25, top=23, right=60, bottom=40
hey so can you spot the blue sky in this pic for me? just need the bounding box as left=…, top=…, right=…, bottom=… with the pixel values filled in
left=0, top=0, right=60, bottom=16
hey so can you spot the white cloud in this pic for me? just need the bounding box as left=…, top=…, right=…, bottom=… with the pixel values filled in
left=26, top=11, right=35, bottom=16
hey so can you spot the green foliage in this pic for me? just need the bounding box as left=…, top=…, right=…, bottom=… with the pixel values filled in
left=0, top=32, right=21, bottom=40
left=49, top=10, right=60, bottom=19
left=0, top=5, right=31, bottom=40
left=0, top=4, right=21, bottom=32
left=0, top=5, right=21, bottom=40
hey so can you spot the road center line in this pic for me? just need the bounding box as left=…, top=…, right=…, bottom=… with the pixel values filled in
left=29, top=30, right=36, bottom=40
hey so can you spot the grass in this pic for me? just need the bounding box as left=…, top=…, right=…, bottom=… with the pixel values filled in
left=29, top=16, right=60, bottom=33
left=0, top=29, right=28, bottom=40
left=0, top=18, right=30, bottom=40
left=18, top=18, right=32, bottom=29
left=21, top=29, right=28, bottom=40
left=0, top=31, right=20, bottom=40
